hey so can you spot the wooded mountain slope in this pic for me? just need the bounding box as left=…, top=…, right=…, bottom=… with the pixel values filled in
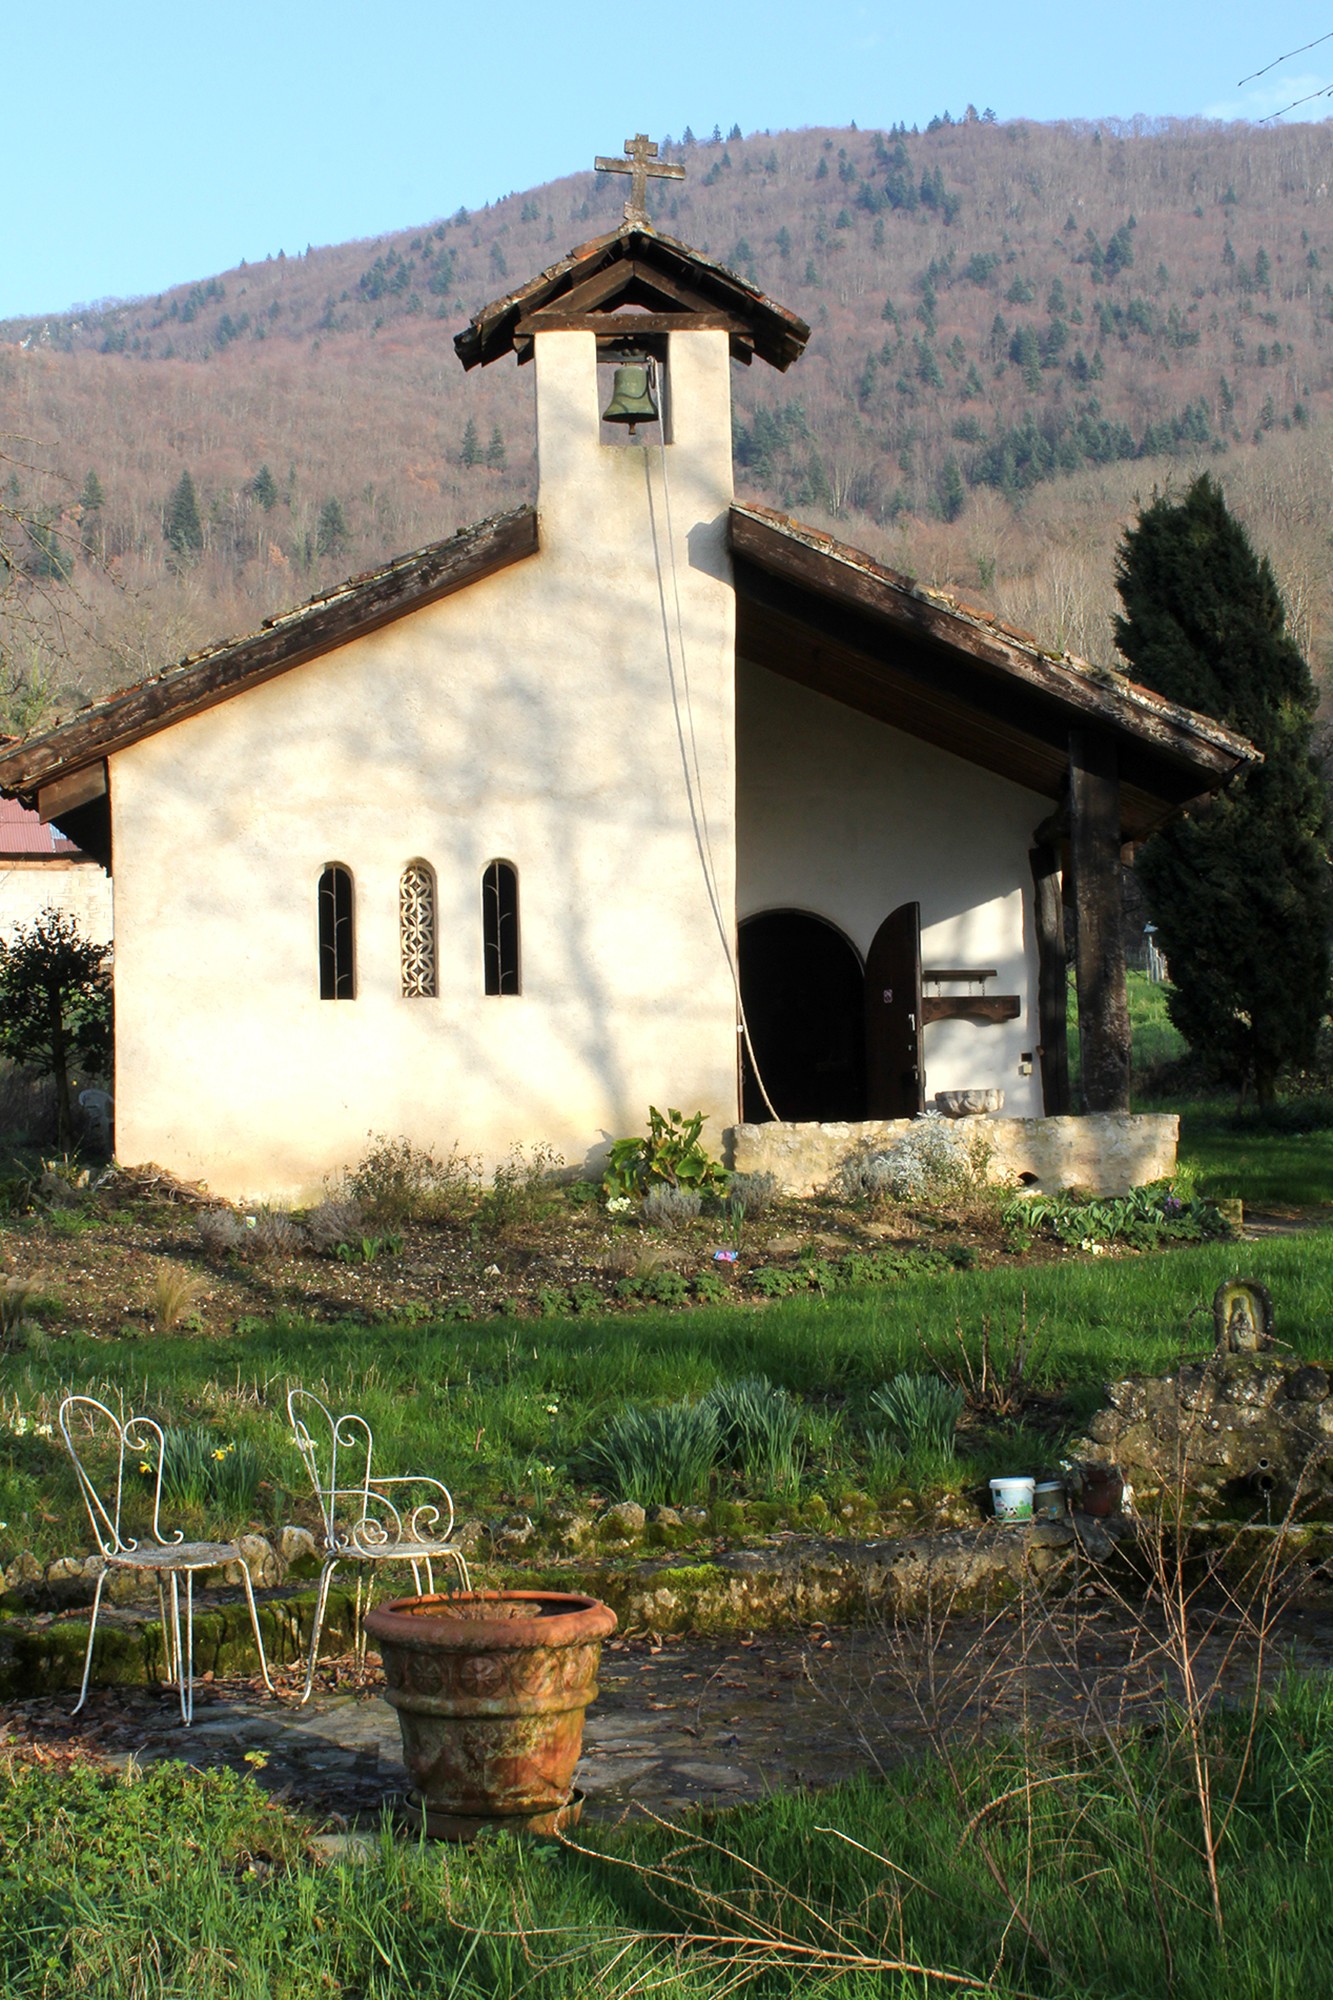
left=4, top=114, right=1333, bottom=728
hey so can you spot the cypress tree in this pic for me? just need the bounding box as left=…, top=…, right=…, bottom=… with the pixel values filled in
left=164, top=470, right=203, bottom=555
left=1115, top=474, right=1332, bottom=1103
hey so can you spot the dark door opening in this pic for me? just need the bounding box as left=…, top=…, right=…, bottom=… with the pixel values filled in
left=738, top=911, right=865, bottom=1122
left=864, top=901, right=924, bottom=1118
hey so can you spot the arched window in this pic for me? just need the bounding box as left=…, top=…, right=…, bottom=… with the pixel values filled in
left=482, top=860, right=520, bottom=995
left=318, top=864, right=355, bottom=999
left=399, top=860, right=438, bottom=998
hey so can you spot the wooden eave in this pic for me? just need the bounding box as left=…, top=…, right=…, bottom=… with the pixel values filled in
left=0, top=507, right=539, bottom=809
left=730, top=505, right=1259, bottom=842
left=455, top=224, right=809, bottom=373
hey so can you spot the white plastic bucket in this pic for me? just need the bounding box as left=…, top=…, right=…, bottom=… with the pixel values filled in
left=990, top=1476, right=1035, bottom=1522
left=1033, top=1481, right=1065, bottom=1521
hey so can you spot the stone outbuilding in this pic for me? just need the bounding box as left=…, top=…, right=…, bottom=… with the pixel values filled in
left=0, top=155, right=1256, bottom=1200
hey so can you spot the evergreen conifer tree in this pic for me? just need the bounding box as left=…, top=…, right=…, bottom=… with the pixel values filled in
left=485, top=425, right=506, bottom=470
left=164, top=470, right=203, bottom=556
left=79, top=470, right=105, bottom=514
left=250, top=463, right=278, bottom=510
left=460, top=419, right=482, bottom=467
left=1115, top=473, right=1332, bottom=1102
left=316, top=497, right=348, bottom=556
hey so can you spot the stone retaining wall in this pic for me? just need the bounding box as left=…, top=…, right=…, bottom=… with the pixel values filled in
left=1075, top=1355, right=1333, bottom=1505
left=730, top=1112, right=1179, bottom=1197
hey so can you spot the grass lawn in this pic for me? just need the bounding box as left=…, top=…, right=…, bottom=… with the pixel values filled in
left=4, top=1232, right=1332, bottom=1566
left=3, top=1671, right=1331, bottom=1999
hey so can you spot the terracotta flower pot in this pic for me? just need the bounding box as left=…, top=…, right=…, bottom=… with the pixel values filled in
left=364, top=1589, right=617, bottom=1840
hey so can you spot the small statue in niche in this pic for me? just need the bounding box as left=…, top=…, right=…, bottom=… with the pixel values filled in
left=1213, top=1277, right=1274, bottom=1354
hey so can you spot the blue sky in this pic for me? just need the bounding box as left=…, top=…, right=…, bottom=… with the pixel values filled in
left=4, top=1, right=1328, bottom=319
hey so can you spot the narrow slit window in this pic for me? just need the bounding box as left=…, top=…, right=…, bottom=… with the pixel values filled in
left=399, top=860, right=438, bottom=998
left=318, top=864, right=355, bottom=999
left=482, top=860, right=520, bottom=995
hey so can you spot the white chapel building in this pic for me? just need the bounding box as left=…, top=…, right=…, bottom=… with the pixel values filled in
left=0, top=148, right=1255, bottom=1201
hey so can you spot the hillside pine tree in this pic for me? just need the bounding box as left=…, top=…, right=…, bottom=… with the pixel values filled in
left=250, top=463, right=278, bottom=510
left=164, top=470, right=203, bottom=556
left=316, top=496, right=348, bottom=556
left=460, top=419, right=482, bottom=468
left=1115, top=474, right=1333, bottom=1103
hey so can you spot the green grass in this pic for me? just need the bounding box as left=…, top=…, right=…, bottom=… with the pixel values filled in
left=3, top=1674, right=1331, bottom=1997
left=1173, top=1101, right=1333, bottom=1207
left=5, top=1234, right=1333, bottom=1560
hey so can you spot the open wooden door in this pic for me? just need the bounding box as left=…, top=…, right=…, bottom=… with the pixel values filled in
left=864, top=902, right=924, bottom=1118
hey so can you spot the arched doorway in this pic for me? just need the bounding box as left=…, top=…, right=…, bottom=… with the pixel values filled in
left=738, top=911, right=865, bottom=1122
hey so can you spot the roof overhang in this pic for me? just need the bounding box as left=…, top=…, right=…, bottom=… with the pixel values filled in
left=455, top=224, right=810, bottom=373
left=730, top=505, right=1259, bottom=842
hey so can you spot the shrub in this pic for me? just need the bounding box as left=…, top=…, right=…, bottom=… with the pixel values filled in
left=726, top=1170, right=780, bottom=1218
left=0, top=1278, right=38, bottom=1349
left=197, top=1205, right=301, bottom=1262
left=869, top=1373, right=965, bottom=1457
left=474, top=1144, right=563, bottom=1238
left=642, top=1184, right=703, bottom=1232
left=343, top=1134, right=480, bottom=1226
left=840, top=1117, right=993, bottom=1206
left=302, top=1197, right=364, bottom=1254
left=582, top=1400, right=719, bottom=1507
left=705, top=1374, right=804, bottom=1495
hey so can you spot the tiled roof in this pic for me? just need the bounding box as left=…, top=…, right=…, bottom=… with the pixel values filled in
left=0, top=797, right=80, bottom=856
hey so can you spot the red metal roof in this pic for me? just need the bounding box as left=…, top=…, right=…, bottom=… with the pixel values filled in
left=0, top=797, right=80, bottom=857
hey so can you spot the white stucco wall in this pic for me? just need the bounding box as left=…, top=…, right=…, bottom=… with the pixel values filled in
left=111, top=329, right=741, bottom=1201
left=735, top=661, right=1048, bottom=1118
left=0, top=860, right=113, bottom=944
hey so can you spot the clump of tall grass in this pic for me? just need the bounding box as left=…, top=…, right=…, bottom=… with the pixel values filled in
left=0, top=1278, right=39, bottom=1350
left=581, top=1400, right=719, bottom=1508
left=704, top=1374, right=804, bottom=1495
left=155, top=1426, right=262, bottom=1524
left=869, top=1373, right=964, bottom=1457
left=151, top=1265, right=205, bottom=1334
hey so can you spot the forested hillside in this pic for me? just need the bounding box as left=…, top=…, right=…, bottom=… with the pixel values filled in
left=4, top=113, right=1333, bottom=730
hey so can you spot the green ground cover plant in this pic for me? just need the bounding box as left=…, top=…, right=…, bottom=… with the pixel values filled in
left=3, top=1233, right=1332, bottom=1563
left=2, top=1673, right=1331, bottom=1998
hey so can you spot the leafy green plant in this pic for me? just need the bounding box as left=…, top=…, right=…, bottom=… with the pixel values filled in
left=603, top=1107, right=729, bottom=1201
left=869, top=1373, right=964, bottom=1457
left=333, top=1232, right=403, bottom=1264
left=705, top=1374, right=804, bottom=1496
left=1004, top=1179, right=1228, bottom=1249
left=581, top=1399, right=719, bottom=1507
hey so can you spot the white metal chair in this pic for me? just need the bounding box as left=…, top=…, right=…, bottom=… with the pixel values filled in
left=59, top=1395, right=273, bottom=1725
left=286, top=1388, right=471, bottom=1704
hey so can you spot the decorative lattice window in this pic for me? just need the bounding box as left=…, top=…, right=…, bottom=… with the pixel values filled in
left=482, top=859, right=520, bottom=996
left=318, top=864, right=355, bottom=1000
left=399, top=860, right=438, bottom=998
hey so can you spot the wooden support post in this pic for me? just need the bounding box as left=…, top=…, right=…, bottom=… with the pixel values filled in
left=1069, top=730, right=1131, bottom=1113
left=1029, top=843, right=1071, bottom=1115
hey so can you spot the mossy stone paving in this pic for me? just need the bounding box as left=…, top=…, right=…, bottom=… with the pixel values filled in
left=8, top=1601, right=1333, bottom=1829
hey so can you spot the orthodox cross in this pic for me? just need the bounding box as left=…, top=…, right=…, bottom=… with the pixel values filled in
left=594, top=134, right=685, bottom=225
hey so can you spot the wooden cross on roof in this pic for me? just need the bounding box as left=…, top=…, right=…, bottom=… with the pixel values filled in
left=594, top=134, right=685, bottom=226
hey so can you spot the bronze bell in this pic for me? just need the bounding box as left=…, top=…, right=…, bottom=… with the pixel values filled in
left=601, top=360, right=659, bottom=435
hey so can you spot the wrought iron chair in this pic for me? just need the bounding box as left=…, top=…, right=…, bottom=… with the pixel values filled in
left=286, top=1388, right=471, bottom=1704
left=59, top=1395, right=274, bottom=1725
